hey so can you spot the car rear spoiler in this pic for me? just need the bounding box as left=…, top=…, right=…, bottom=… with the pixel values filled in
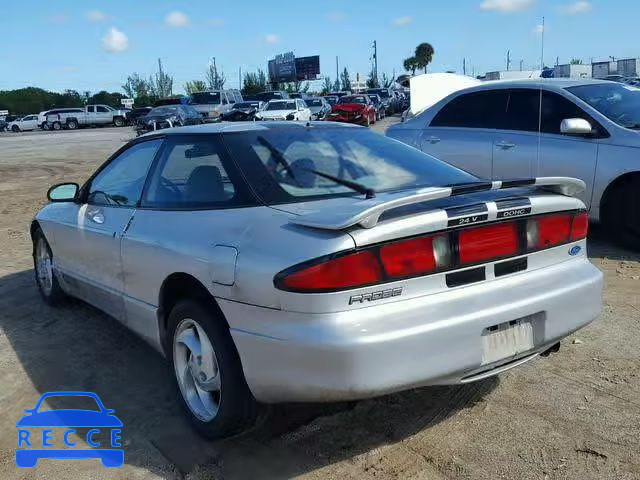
left=289, top=177, right=585, bottom=230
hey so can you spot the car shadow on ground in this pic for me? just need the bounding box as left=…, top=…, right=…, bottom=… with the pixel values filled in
left=0, top=269, right=497, bottom=479
left=587, top=225, right=640, bottom=262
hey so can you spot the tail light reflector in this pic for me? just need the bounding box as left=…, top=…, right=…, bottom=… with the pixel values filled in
left=570, top=211, right=589, bottom=240
left=458, top=223, right=519, bottom=264
left=279, top=250, right=382, bottom=292
left=529, top=214, right=570, bottom=249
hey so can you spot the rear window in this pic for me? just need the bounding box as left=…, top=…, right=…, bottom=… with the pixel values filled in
left=266, top=101, right=296, bottom=111
left=305, top=99, right=323, bottom=107
left=190, top=92, right=221, bottom=105
left=223, top=127, right=475, bottom=205
left=339, top=96, right=366, bottom=104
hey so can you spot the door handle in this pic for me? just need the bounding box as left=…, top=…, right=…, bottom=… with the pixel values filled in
left=427, top=136, right=441, bottom=144
left=496, top=141, right=516, bottom=150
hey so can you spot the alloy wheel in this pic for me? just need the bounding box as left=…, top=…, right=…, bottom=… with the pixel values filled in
left=35, top=237, right=53, bottom=296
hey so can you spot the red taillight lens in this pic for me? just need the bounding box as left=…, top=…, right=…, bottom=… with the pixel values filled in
left=379, top=235, right=450, bottom=277
left=458, top=223, right=519, bottom=264
left=280, top=250, right=382, bottom=292
left=534, top=214, right=571, bottom=248
left=570, top=211, right=589, bottom=240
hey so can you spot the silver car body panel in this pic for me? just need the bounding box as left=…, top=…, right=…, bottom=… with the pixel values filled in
left=34, top=122, right=603, bottom=403
left=386, top=78, right=640, bottom=222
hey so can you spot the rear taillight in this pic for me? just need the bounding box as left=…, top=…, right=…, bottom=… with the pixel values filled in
left=276, top=210, right=588, bottom=293
left=279, top=250, right=382, bottom=292
left=459, top=223, right=519, bottom=264
left=379, top=235, right=450, bottom=277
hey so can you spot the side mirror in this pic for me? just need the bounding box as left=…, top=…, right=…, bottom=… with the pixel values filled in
left=560, top=118, right=593, bottom=136
left=47, top=183, right=79, bottom=202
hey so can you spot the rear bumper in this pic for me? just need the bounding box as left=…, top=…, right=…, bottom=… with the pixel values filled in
left=222, top=258, right=603, bottom=403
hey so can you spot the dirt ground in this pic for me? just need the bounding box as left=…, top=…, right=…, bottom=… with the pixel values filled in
left=0, top=122, right=639, bottom=480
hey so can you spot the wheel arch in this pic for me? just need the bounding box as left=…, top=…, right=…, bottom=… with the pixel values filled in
left=157, top=272, right=230, bottom=355
left=599, top=171, right=640, bottom=224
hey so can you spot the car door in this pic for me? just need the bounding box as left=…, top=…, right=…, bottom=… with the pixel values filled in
left=24, top=115, right=38, bottom=130
left=95, top=105, right=112, bottom=124
left=420, top=90, right=508, bottom=180
left=53, top=139, right=163, bottom=320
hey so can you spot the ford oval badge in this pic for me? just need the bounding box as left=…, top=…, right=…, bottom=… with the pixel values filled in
left=569, top=245, right=582, bottom=256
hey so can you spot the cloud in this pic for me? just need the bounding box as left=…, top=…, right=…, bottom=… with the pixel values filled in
left=165, top=11, right=190, bottom=28
left=327, top=12, right=346, bottom=22
left=208, top=18, right=225, bottom=26
left=264, top=34, right=279, bottom=45
left=480, top=0, right=535, bottom=13
left=87, top=10, right=106, bottom=22
left=560, top=1, right=592, bottom=14
left=392, top=16, right=413, bottom=27
left=532, top=23, right=546, bottom=34
left=102, top=27, right=129, bottom=53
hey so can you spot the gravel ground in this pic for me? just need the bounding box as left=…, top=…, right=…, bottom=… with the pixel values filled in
left=0, top=121, right=639, bottom=480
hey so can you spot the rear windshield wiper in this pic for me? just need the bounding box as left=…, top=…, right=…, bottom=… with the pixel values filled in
left=306, top=169, right=376, bottom=199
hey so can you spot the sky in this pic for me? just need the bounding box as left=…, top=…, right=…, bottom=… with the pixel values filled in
left=0, top=0, right=637, bottom=94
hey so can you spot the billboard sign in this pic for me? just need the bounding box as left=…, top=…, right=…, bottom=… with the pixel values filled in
left=294, top=56, right=320, bottom=80
left=268, top=51, right=297, bottom=83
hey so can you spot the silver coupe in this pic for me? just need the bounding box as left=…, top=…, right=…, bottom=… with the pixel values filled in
left=32, top=122, right=603, bottom=438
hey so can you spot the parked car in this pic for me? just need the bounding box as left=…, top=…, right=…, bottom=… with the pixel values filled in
left=8, top=114, right=38, bottom=132
left=366, top=88, right=399, bottom=114
left=46, top=105, right=129, bottom=130
left=324, top=95, right=339, bottom=106
left=304, top=97, right=331, bottom=120
left=255, top=91, right=290, bottom=102
left=327, top=94, right=376, bottom=126
left=289, top=92, right=311, bottom=100
left=255, top=99, right=311, bottom=121
left=328, top=91, right=351, bottom=98
left=38, top=109, right=83, bottom=130
left=603, top=75, right=626, bottom=83
left=154, top=96, right=191, bottom=107
left=189, top=90, right=243, bottom=123
left=135, top=105, right=203, bottom=135
left=221, top=101, right=264, bottom=122
left=0, top=118, right=7, bottom=132
left=32, top=122, right=602, bottom=439
left=127, top=107, right=153, bottom=124
left=367, top=94, right=386, bottom=121
left=387, top=79, right=640, bottom=246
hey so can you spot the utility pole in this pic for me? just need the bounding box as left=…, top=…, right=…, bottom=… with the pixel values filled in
left=556, top=56, right=559, bottom=66
left=540, top=17, right=545, bottom=69
left=506, top=50, right=511, bottom=71
left=239, top=66, right=242, bottom=90
left=463, top=57, right=466, bottom=75
left=372, top=40, right=378, bottom=84
left=520, top=60, right=524, bottom=71
left=336, top=56, right=339, bottom=87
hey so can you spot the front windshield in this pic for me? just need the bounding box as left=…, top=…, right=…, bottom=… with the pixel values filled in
left=224, top=127, right=474, bottom=203
left=339, top=96, right=366, bottom=104
left=190, top=92, right=221, bottom=105
left=325, top=96, right=338, bottom=105
left=266, top=101, right=296, bottom=111
left=305, top=99, right=323, bottom=107
left=368, top=89, right=389, bottom=99
left=568, top=83, right=640, bottom=129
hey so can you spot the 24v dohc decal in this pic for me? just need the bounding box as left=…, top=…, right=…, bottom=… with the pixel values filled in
left=15, top=391, right=123, bottom=468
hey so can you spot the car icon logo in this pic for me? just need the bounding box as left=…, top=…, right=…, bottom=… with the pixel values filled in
left=15, top=391, right=123, bottom=468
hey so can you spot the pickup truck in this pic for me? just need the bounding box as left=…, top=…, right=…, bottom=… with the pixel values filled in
left=45, top=105, right=129, bottom=130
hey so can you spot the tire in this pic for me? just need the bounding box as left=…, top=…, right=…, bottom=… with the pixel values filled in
left=365, top=115, right=371, bottom=127
left=11, top=125, right=19, bottom=132
left=67, top=120, right=78, bottom=130
left=32, top=228, right=67, bottom=305
left=113, top=116, right=125, bottom=127
left=42, top=123, right=49, bottom=131
left=52, top=122, right=61, bottom=131
left=168, top=299, right=257, bottom=439
left=605, top=179, right=640, bottom=249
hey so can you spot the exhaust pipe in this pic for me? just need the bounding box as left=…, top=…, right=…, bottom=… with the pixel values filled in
left=540, top=342, right=561, bottom=357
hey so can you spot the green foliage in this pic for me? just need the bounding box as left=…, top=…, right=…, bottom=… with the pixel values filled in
left=332, top=77, right=341, bottom=92
left=151, top=59, right=173, bottom=98
left=366, top=68, right=380, bottom=89
left=403, top=57, right=420, bottom=75
left=242, top=70, right=268, bottom=96
left=340, top=68, right=351, bottom=91
left=184, top=80, right=207, bottom=95
left=0, top=87, right=85, bottom=115
left=321, top=76, right=332, bottom=94
left=88, top=90, right=126, bottom=108
left=570, top=58, right=583, bottom=65
left=414, top=42, right=435, bottom=73
left=206, top=63, right=226, bottom=90
left=380, top=73, right=394, bottom=88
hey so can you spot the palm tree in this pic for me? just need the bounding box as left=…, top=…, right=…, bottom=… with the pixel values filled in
left=414, top=43, right=435, bottom=74
left=403, top=57, right=420, bottom=75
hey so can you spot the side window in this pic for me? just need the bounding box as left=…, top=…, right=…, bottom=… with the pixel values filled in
left=143, top=137, right=239, bottom=208
left=431, top=91, right=509, bottom=129
left=504, top=89, right=541, bottom=132
left=96, top=106, right=109, bottom=113
left=87, top=106, right=95, bottom=113
left=88, top=140, right=162, bottom=207
left=541, top=91, right=591, bottom=135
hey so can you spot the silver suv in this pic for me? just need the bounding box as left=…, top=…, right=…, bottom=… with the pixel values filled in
left=388, top=79, right=640, bottom=246
left=189, top=90, right=243, bottom=122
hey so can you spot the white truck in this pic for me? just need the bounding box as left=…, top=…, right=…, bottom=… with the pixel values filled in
left=45, top=104, right=129, bottom=130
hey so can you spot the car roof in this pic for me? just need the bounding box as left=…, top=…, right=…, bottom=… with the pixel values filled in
left=141, top=121, right=359, bottom=138
left=459, top=78, right=611, bottom=94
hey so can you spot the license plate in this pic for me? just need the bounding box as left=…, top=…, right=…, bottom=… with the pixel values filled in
left=481, top=317, right=536, bottom=365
